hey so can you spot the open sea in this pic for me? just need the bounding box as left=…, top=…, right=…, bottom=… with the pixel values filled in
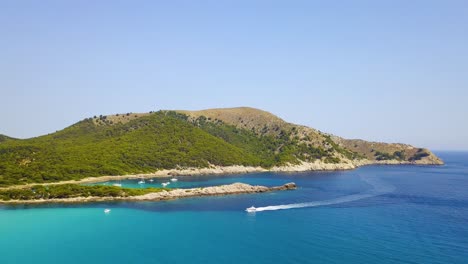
left=1, top=152, right=467, bottom=264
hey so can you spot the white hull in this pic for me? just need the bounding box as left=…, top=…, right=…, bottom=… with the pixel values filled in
left=246, top=206, right=257, bottom=213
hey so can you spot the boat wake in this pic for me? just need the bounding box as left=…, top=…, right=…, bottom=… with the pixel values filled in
left=250, top=175, right=394, bottom=212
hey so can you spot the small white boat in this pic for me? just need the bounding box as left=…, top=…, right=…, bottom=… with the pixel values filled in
left=162, top=182, right=170, bottom=187
left=138, top=180, right=145, bottom=184
left=149, top=179, right=154, bottom=182
left=246, top=206, right=257, bottom=213
left=104, top=209, right=111, bottom=214
left=112, top=183, right=122, bottom=187
left=171, top=178, right=178, bottom=182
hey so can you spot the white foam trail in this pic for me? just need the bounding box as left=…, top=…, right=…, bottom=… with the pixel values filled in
left=253, top=175, right=394, bottom=212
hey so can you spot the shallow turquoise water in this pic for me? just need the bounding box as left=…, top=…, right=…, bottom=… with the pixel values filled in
left=1, top=152, right=467, bottom=263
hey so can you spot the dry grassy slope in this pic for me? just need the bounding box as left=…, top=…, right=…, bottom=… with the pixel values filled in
left=177, top=107, right=290, bottom=135
left=91, top=112, right=151, bottom=126
left=175, top=107, right=443, bottom=164
left=333, top=137, right=443, bottom=164
left=176, top=107, right=326, bottom=145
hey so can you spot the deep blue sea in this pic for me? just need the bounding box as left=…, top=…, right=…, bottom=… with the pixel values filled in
left=1, top=152, right=467, bottom=264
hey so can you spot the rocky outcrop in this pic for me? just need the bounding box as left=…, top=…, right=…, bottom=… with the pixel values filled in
left=165, top=165, right=267, bottom=176
left=269, top=155, right=444, bottom=173
left=272, top=182, right=296, bottom=191
left=271, top=161, right=356, bottom=172
left=133, top=182, right=296, bottom=201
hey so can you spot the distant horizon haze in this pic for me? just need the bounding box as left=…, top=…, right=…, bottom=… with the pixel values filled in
left=1, top=1, right=467, bottom=150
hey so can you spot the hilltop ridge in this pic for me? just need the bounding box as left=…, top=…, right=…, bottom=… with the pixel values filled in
left=176, top=107, right=292, bottom=135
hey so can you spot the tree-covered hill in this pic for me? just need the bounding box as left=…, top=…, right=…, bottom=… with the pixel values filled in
left=0, top=108, right=443, bottom=187
left=0, top=135, right=16, bottom=143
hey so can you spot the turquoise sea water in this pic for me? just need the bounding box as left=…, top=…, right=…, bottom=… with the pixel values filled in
left=1, top=152, right=467, bottom=264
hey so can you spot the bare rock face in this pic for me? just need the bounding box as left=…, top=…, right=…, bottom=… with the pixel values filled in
left=283, top=182, right=297, bottom=189
left=140, top=182, right=297, bottom=200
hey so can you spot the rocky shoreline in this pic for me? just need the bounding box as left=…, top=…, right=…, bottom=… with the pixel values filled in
left=0, top=156, right=444, bottom=191
left=79, top=156, right=444, bottom=180
left=0, top=157, right=442, bottom=204
left=0, top=182, right=297, bottom=204
left=270, top=156, right=444, bottom=172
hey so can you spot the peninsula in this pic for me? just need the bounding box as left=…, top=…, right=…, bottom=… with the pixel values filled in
left=0, top=107, right=443, bottom=187
left=0, top=107, right=442, bottom=201
left=0, top=182, right=297, bottom=204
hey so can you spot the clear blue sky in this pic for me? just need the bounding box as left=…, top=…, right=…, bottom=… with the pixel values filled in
left=1, top=0, right=467, bottom=150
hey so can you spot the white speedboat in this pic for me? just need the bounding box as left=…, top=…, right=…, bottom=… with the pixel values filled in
left=171, top=178, right=178, bottom=182
left=112, top=183, right=122, bottom=187
left=149, top=179, right=154, bottom=182
left=246, top=206, right=257, bottom=213
left=104, top=209, right=111, bottom=214
left=162, top=182, right=170, bottom=187
left=138, top=180, right=145, bottom=184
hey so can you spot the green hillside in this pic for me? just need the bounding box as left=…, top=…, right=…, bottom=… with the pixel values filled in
left=0, top=108, right=443, bottom=187
left=0, top=112, right=254, bottom=186
left=0, top=135, right=16, bottom=143
left=0, top=111, right=335, bottom=186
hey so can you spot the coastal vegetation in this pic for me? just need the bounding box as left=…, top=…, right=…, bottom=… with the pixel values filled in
left=0, top=185, right=167, bottom=201
left=374, top=151, right=398, bottom=161
left=374, top=150, right=412, bottom=161
left=0, top=182, right=296, bottom=203
left=0, top=112, right=256, bottom=186
left=409, top=149, right=430, bottom=161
